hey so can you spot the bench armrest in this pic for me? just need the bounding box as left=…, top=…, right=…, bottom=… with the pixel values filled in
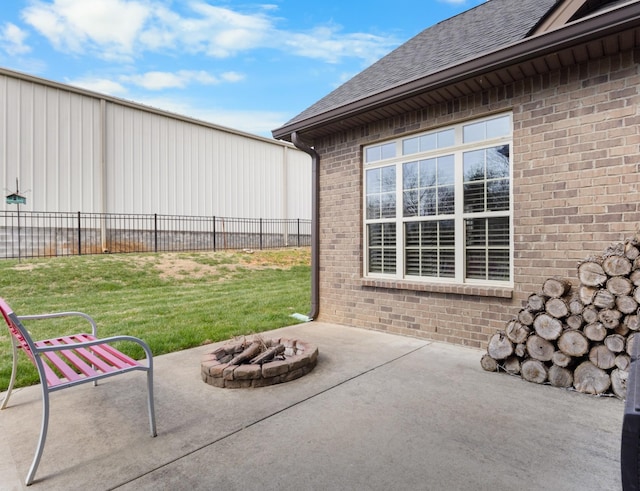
left=18, top=311, right=98, bottom=336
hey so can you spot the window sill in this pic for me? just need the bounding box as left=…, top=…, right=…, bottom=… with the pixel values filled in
left=361, top=278, right=513, bottom=298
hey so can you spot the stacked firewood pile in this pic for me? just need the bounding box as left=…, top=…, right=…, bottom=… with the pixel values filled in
left=481, top=238, right=640, bottom=399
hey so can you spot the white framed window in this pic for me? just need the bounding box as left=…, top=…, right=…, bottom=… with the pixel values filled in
left=363, top=113, right=513, bottom=286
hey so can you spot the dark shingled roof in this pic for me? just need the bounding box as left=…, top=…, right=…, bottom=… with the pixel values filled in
left=281, top=0, right=559, bottom=127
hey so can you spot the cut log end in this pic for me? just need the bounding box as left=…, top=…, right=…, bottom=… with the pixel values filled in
left=611, top=369, right=628, bottom=399
left=542, top=277, right=572, bottom=298
left=573, top=361, right=611, bottom=395
left=487, top=331, right=514, bottom=360
left=548, top=365, right=573, bottom=388
left=480, top=354, right=498, bottom=372
left=521, top=359, right=547, bottom=384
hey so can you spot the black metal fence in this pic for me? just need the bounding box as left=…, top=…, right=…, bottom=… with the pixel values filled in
left=0, top=210, right=311, bottom=259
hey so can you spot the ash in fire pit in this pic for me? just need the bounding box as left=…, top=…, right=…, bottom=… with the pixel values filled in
left=201, top=336, right=318, bottom=388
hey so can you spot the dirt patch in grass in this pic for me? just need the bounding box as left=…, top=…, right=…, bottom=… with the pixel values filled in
left=152, top=248, right=310, bottom=281
left=237, top=248, right=311, bottom=268
left=152, top=255, right=234, bottom=280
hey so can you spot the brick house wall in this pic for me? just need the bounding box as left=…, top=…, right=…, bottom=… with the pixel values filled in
left=312, top=48, right=640, bottom=349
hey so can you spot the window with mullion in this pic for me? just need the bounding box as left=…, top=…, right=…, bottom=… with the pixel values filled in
left=405, top=220, right=455, bottom=278
left=463, top=145, right=510, bottom=213
left=465, top=216, right=510, bottom=281
left=363, top=113, right=512, bottom=284
left=366, top=166, right=396, bottom=219
left=366, top=164, right=397, bottom=275
left=463, top=143, right=510, bottom=281
left=403, top=155, right=454, bottom=218
left=368, top=223, right=397, bottom=274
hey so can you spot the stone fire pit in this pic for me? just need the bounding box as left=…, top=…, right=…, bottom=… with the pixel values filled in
left=201, top=336, right=318, bottom=388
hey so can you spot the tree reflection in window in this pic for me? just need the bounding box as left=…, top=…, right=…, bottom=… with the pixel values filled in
left=366, top=166, right=396, bottom=219
left=403, top=155, right=454, bottom=217
left=463, top=145, right=509, bottom=213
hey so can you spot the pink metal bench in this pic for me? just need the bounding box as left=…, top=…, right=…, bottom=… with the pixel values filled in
left=0, top=297, right=156, bottom=485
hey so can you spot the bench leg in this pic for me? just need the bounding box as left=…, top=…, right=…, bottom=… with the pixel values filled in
left=146, top=368, right=157, bottom=437
left=25, top=385, right=50, bottom=486
left=0, top=339, right=18, bottom=410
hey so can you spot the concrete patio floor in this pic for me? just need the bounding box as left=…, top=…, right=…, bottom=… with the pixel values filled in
left=0, top=322, right=624, bottom=490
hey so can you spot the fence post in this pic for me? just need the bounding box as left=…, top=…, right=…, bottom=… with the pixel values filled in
left=212, top=216, right=216, bottom=251
left=154, top=214, right=158, bottom=253
left=77, top=211, right=82, bottom=255
left=297, top=219, right=300, bottom=247
left=259, top=218, right=263, bottom=250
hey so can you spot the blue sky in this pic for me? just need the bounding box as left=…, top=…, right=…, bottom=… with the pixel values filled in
left=0, top=0, right=486, bottom=138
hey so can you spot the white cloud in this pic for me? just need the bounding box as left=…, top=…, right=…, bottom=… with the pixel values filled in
left=282, top=27, right=395, bottom=64
left=64, top=76, right=128, bottom=96
left=120, top=70, right=242, bottom=90
left=133, top=95, right=288, bottom=137
left=334, top=71, right=357, bottom=88
left=220, top=72, right=245, bottom=83
left=0, top=22, right=31, bottom=55
left=186, top=2, right=272, bottom=58
left=20, top=0, right=398, bottom=64
left=64, top=69, right=245, bottom=96
left=121, top=71, right=188, bottom=90
left=22, top=0, right=150, bottom=60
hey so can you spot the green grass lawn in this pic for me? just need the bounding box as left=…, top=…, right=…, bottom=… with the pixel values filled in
left=0, top=248, right=311, bottom=390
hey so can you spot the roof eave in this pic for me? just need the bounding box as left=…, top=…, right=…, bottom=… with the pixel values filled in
left=273, top=1, right=640, bottom=141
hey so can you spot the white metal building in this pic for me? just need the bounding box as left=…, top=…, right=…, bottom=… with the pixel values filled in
left=0, top=67, right=311, bottom=220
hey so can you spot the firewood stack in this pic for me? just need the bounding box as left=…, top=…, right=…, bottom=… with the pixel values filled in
left=481, top=238, right=640, bottom=399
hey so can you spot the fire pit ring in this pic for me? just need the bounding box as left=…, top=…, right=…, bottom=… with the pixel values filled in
left=201, top=336, right=318, bottom=388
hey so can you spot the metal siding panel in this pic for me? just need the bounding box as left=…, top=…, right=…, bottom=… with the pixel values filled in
left=33, top=85, right=47, bottom=210
left=196, top=126, right=206, bottom=214
left=19, top=82, right=34, bottom=205
left=5, top=78, right=20, bottom=200
left=160, top=117, right=170, bottom=213
left=58, top=91, right=72, bottom=210
left=197, top=126, right=207, bottom=215
left=286, top=149, right=312, bottom=219
left=89, top=98, right=101, bottom=211
left=148, top=115, right=160, bottom=211
left=175, top=121, right=185, bottom=214
left=141, top=112, right=153, bottom=213
left=0, top=76, right=6, bottom=197
left=230, top=137, right=243, bottom=217
left=123, top=108, right=135, bottom=212
left=163, top=120, right=178, bottom=213
left=210, top=130, right=222, bottom=215
left=45, top=87, right=59, bottom=209
left=108, top=103, right=127, bottom=214
left=113, top=105, right=137, bottom=214
left=69, top=95, right=83, bottom=210
left=131, top=110, right=140, bottom=212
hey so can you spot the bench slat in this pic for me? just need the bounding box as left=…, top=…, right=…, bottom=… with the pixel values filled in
left=46, top=336, right=101, bottom=378
left=68, top=334, right=139, bottom=371
left=90, top=343, right=139, bottom=369
left=35, top=343, right=83, bottom=384
left=60, top=334, right=115, bottom=374
left=40, top=358, right=63, bottom=386
left=34, top=334, right=140, bottom=384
